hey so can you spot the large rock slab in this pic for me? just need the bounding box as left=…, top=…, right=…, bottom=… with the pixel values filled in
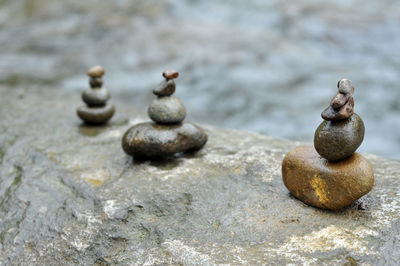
left=1, top=86, right=400, bottom=265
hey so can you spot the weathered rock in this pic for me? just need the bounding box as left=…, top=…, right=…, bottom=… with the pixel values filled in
left=122, top=121, right=207, bottom=158
left=282, top=146, right=374, bottom=210
left=153, top=80, right=176, bottom=97
left=2, top=87, right=400, bottom=265
left=148, top=96, right=186, bottom=124
left=314, top=113, right=364, bottom=161
left=77, top=104, right=115, bottom=124
left=82, top=87, right=110, bottom=107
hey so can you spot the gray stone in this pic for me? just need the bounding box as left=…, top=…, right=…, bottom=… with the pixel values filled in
left=153, top=80, right=176, bottom=97
left=148, top=96, right=186, bottom=124
left=1, top=87, right=400, bottom=265
left=338, top=79, right=353, bottom=94
left=77, top=103, right=115, bottom=125
left=82, top=87, right=110, bottom=107
left=122, top=122, right=208, bottom=159
left=314, top=113, right=365, bottom=161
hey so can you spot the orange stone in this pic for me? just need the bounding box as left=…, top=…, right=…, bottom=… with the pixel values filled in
left=282, top=146, right=374, bottom=210
left=162, top=70, right=179, bottom=80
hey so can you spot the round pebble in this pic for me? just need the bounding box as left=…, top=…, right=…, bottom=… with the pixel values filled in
left=314, top=113, right=364, bottom=161
left=148, top=97, right=186, bottom=124
left=87, top=66, right=105, bottom=77
left=82, top=87, right=110, bottom=107
left=337, top=79, right=353, bottom=94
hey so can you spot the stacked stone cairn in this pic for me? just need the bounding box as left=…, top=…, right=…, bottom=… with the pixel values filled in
left=77, top=66, right=115, bottom=124
left=282, top=79, right=374, bottom=210
left=122, top=70, right=208, bottom=159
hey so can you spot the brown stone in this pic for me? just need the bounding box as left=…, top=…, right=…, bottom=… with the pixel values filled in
left=87, top=66, right=105, bottom=77
left=282, top=146, right=374, bottom=210
left=162, top=70, right=179, bottom=80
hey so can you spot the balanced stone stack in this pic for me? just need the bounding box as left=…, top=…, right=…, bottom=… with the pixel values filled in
left=282, top=79, right=374, bottom=210
left=77, top=66, right=115, bottom=125
left=122, top=70, right=208, bottom=159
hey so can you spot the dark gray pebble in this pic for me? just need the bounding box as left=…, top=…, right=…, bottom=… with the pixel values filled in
left=77, top=104, right=115, bottom=125
left=153, top=80, right=176, bottom=97
left=122, top=122, right=207, bottom=159
left=314, top=113, right=365, bottom=161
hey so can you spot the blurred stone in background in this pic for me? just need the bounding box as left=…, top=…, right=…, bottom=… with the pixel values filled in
left=1, top=0, right=399, bottom=159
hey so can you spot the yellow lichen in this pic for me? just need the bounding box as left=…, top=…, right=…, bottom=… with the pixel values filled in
left=310, top=174, right=329, bottom=204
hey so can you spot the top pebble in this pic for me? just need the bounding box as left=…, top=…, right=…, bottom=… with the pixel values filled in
left=163, top=70, right=179, bottom=80
left=87, top=66, right=105, bottom=77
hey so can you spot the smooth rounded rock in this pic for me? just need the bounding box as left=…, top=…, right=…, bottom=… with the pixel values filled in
left=148, top=96, right=186, bottom=124
left=87, top=66, right=105, bottom=77
left=77, top=104, right=115, bottom=125
left=314, top=113, right=364, bottom=161
left=82, top=87, right=110, bottom=107
left=122, top=122, right=208, bottom=159
left=282, top=146, right=374, bottom=210
left=163, top=70, right=179, bottom=80
left=338, top=79, right=353, bottom=94
left=153, top=80, right=176, bottom=96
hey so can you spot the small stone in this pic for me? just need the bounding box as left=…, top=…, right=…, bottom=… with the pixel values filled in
left=338, top=78, right=353, bottom=94
left=87, top=66, right=105, bottom=77
left=314, top=113, right=364, bottom=161
left=148, top=97, right=186, bottom=124
left=330, top=93, right=348, bottom=109
left=82, top=87, right=110, bottom=107
left=153, top=80, right=176, bottom=96
left=122, top=122, right=208, bottom=159
left=77, top=104, right=115, bottom=125
left=321, top=97, right=354, bottom=121
left=89, top=77, right=104, bottom=88
left=282, top=146, right=374, bottom=210
left=163, top=70, right=179, bottom=80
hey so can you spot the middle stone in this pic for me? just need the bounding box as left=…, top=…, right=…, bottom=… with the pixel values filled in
left=148, top=96, right=186, bottom=124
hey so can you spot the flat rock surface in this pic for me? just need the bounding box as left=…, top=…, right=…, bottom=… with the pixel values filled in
left=1, top=87, right=400, bottom=265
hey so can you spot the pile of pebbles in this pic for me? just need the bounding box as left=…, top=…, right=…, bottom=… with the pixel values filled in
left=122, top=70, right=208, bottom=159
left=77, top=66, right=115, bottom=125
left=282, top=79, right=374, bottom=210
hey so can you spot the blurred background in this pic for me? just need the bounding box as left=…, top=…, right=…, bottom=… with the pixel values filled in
left=0, top=0, right=399, bottom=159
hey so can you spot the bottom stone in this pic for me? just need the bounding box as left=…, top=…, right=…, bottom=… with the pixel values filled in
left=122, top=122, right=207, bottom=159
left=77, top=104, right=115, bottom=125
left=282, top=146, right=374, bottom=210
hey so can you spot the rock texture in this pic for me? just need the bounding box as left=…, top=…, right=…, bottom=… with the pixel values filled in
left=1, top=86, right=400, bottom=265
left=282, top=146, right=374, bottom=210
